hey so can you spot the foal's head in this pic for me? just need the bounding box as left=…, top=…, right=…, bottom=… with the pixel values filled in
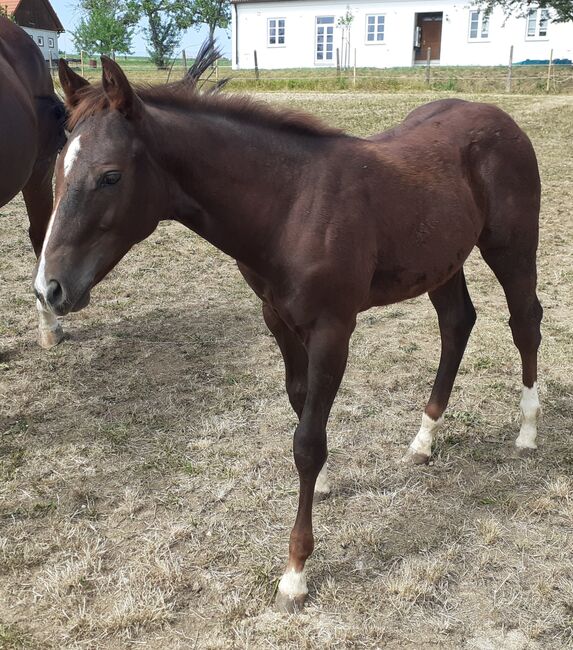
left=34, top=58, right=164, bottom=316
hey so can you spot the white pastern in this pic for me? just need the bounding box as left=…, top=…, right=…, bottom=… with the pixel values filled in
left=314, top=462, right=331, bottom=495
left=36, top=299, right=59, bottom=332
left=64, top=135, right=82, bottom=178
left=409, top=412, right=444, bottom=457
left=278, top=568, right=307, bottom=600
left=516, top=382, right=540, bottom=449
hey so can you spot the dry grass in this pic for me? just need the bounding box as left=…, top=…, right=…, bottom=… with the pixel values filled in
left=1, top=92, right=572, bottom=648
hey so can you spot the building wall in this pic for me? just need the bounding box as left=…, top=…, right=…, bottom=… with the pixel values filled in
left=21, top=27, right=59, bottom=62
left=232, top=0, right=573, bottom=69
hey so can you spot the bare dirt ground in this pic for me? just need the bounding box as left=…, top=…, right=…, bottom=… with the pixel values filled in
left=1, top=92, right=572, bottom=649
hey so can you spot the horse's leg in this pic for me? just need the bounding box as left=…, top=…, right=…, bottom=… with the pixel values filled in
left=276, top=316, right=354, bottom=612
left=22, top=159, right=64, bottom=349
left=479, top=247, right=542, bottom=453
left=403, top=269, right=476, bottom=464
left=262, top=303, right=331, bottom=501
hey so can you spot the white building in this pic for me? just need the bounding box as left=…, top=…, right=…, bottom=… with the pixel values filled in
left=5, top=0, right=64, bottom=63
left=231, top=0, right=573, bottom=69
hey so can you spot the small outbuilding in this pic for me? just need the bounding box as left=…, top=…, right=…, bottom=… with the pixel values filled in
left=2, top=0, right=64, bottom=63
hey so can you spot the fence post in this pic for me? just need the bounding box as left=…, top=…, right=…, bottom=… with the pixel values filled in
left=215, top=58, right=219, bottom=83
left=336, top=48, right=340, bottom=78
left=49, top=50, right=54, bottom=77
left=182, top=49, right=187, bottom=73
left=425, top=47, right=431, bottom=87
left=254, top=50, right=259, bottom=81
left=80, top=50, right=85, bottom=77
left=546, top=48, right=553, bottom=93
left=506, top=45, right=513, bottom=93
left=353, top=48, right=356, bottom=88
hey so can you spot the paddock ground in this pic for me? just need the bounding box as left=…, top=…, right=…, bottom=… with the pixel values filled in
left=1, top=92, right=572, bottom=649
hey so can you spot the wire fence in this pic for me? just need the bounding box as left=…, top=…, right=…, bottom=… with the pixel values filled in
left=53, top=48, right=573, bottom=95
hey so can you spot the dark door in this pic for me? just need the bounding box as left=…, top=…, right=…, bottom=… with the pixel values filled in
left=414, top=13, right=443, bottom=61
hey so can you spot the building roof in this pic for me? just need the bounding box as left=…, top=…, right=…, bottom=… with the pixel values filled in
left=3, top=0, right=64, bottom=32
left=232, top=0, right=298, bottom=3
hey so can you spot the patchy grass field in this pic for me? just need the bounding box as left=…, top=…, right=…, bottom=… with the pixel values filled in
left=1, top=92, right=572, bottom=649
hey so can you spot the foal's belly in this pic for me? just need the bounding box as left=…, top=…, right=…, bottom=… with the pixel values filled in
left=367, top=221, right=478, bottom=307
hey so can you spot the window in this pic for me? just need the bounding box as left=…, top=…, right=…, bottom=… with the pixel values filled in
left=37, top=36, right=44, bottom=46
left=268, top=18, right=285, bottom=46
left=468, top=10, right=489, bottom=39
left=366, top=15, right=385, bottom=42
left=48, top=37, right=54, bottom=48
left=526, top=8, right=550, bottom=38
left=315, top=16, right=334, bottom=63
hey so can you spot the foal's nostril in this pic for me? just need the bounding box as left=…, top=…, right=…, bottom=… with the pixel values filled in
left=45, top=279, right=64, bottom=308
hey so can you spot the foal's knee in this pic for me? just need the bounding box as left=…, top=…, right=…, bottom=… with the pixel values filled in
left=293, top=426, right=327, bottom=478
left=509, top=298, right=543, bottom=351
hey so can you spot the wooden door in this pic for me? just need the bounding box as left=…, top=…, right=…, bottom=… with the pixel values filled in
left=415, top=13, right=443, bottom=61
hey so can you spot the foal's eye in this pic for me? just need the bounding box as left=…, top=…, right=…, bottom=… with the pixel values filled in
left=100, top=171, right=122, bottom=187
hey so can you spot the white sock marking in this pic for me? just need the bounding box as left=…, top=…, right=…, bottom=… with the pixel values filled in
left=278, top=568, right=307, bottom=599
left=36, top=299, right=59, bottom=332
left=314, top=461, right=330, bottom=495
left=409, top=412, right=444, bottom=457
left=63, top=135, right=81, bottom=177
left=516, top=383, right=540, bottom=449
left=34, top=197, right=61, bottom=300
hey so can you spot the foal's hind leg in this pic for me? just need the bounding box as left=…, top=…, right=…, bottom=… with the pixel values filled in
left=262, top=304, right=330, bottom=500
left=480, top=248, right=542, bottom=452
left=404, top=269, right=476, bottom=464
left=22, top=160, right=64, bottom=349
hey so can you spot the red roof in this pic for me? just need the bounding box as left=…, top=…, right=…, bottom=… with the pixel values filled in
left=3, top=0, right=64, bottom=32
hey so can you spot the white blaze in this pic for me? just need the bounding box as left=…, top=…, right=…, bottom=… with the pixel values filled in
left=34, top=135, right=81, bottom=301
left=409, top=412, right=444, bottom=458
left=64, top=135, right=82, bottom=177
left=515, top=383, right=540, bottom=449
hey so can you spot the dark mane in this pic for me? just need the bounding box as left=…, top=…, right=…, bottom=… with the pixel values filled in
left=66, top=41, right=343, bottom=138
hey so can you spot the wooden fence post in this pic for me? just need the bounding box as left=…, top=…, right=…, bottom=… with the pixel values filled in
left=254, top=50, right=259, bottom=81
left=80, top=50, right=85, bottom=77
left=182, top=49, right=187, bottom=73
left=336, top=48, right=340, bottom=78
left=425, top=47, right=431, bottom=87
left=353, top=48, right=356, bottom=88
left=506, top=45, right=513, bottom=93
left=546, top=48, right=553, bottom=93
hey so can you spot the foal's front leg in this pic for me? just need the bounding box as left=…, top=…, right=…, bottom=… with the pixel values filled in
left=276, top=317, right=354, bottom=613
left=262, top=303, right=331, bottom=502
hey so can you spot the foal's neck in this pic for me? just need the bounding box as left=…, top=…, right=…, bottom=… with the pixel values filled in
left=148, top=103, right=336, bottom=270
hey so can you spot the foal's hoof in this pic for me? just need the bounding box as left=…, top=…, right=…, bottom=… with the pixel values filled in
left=275, top=590, right=306, bottom=614
left=38, top=325, right=64, bottom=349
left=401, top=448, right=430, bottom=465
left=515, top=445, right=537, bottom=459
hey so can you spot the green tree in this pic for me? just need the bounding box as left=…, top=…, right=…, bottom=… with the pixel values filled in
left=137, top=0, right=182, bottom=68
left=481, top=0, right=573, bottom=22
left=72, top=0, right=138, bottom=57
left=176, top=0, right=230, bottom=40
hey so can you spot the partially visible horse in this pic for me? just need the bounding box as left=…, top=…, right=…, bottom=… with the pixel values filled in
left=35, top=47, right=542, bottom=611
left=0, top=17, right=67, bottom=347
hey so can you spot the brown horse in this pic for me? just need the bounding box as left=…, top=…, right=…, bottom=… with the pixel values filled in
left=35, top=47, right=542, bottom=612
left=0, top=17, right=67, bottom=347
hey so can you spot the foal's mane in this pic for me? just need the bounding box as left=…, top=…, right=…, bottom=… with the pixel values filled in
left=67, top=42, right=343, bottom=138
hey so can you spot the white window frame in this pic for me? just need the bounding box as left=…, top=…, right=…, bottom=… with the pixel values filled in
left=268, top=17, right=286, bottom=47
left=37, top=35, right=44, bottom=46
left=365, top=14, right=385, bottom=44
left=48, top=37, right=55, bottom=48
left=525, top=8, right=550, bottom=40
left=315, top=16, right=335, bottom=65
left=468, top=9, right=489, bottom=41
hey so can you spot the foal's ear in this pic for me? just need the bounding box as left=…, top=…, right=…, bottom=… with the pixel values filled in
left=101, top=56, right=141, bottom=119
left=58, top=59, right=90, bottom=107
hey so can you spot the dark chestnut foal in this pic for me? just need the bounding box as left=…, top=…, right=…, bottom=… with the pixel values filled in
left=0, top=17, right=67, bottom=347
left=34, top=49, right=542, bottom=611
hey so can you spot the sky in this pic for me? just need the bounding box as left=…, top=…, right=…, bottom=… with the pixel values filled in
left=50, top=0, right=232, bottom=58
